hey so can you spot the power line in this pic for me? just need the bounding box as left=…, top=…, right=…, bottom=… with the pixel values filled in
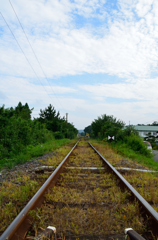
left=0, top=12, right=56, bottom=104
left=8, top=0, right=64, bottom=110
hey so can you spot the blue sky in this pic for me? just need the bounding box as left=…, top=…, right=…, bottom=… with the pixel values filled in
left=0, top=0, right=158, bottom=129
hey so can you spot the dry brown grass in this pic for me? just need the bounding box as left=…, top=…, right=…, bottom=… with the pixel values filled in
left=28, top=140, right=147, bottom=239
left=90, top=140, right=158, bottom=212
left=0, top=141, right=74, bottom=234
left=0, top=175, right=39, bottom=232
left=90, top=140, right=148, bottom=169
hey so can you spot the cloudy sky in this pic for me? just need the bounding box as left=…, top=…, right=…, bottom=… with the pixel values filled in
left=0, top=0, right=158, bottom=129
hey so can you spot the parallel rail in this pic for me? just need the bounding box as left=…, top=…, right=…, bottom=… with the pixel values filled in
left=0, top=140, right=79, bottom=240
left=0, top=140, right=158, bottom=239
left=88, top=141, right=158, bottom=236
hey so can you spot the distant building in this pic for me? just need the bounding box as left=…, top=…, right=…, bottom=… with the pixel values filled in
left=133, top=125, right=158, bottom=139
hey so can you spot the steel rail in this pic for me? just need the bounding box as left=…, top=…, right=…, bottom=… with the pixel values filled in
left=0, top=140, right=80, bottom=240
left=88, top=141, right=158, bottom=236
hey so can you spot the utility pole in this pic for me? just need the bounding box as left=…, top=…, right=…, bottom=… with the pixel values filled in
left=66, top=113, right=68, bottom=138
left=66, top=113, right=68, bottom=123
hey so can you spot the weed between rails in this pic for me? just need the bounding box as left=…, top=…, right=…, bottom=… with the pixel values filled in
left=90, top=140, right=158, bottom=213
left=0, top=176, right=39, bottom=232
left=90, top=141, right=146, bottom=169
left=91, top=140, right=158, bottom=170
left=0, top=141, right=74, bottom=234
left=40, top=144, right=75, bottom=167
left=124, top=172, right=158, bottom=211
left=27, top=140, right=148, bottom=239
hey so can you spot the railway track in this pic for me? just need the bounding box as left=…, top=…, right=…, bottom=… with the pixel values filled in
left=0, top=139, right=158, bottom=240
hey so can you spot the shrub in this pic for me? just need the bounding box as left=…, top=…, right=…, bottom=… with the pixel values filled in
left=153, top=145, right=158, bottom=150
left=54, top=131, right=65, bottom=139
left=117, top=134, right=151, bottom=157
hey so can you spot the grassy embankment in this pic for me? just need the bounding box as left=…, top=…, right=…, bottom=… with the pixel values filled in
left=91, top=139, right=158, bottom=171
left=0, top=141, right=75, bottom=234
left=112, top=142, right=158, bottom=170
left=0, top=103, right=78, bottom=171
left=0, top=139, right=158, bottom=237
left=0, top=138, right=73, bottom=171
left=90, top=139, right=158, bottom=215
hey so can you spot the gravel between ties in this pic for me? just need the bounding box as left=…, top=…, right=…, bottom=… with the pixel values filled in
left=0, top=151, right=57, bottom=184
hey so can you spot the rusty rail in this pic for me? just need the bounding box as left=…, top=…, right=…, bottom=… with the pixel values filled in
left=125, top=228, right=146, bottom=240
left=1, top=140, right=158, bottom=239
left=88, top=141, right=158, bottom=236
left=0, top=140, right=80, bottom=240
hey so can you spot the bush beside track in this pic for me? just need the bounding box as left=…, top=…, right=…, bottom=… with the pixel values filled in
left=0, top=102, right=78, bottom=170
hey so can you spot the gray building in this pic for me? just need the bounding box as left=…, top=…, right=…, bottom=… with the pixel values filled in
left=133, top=125, right=158, bottom=139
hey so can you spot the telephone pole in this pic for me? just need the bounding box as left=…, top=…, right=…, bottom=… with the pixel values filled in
left=66, top=113, right=68, bottom=123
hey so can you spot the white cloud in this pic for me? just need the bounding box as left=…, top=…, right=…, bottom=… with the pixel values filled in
left=72, top=0, right=106, bottom=18
left=76, top=77, right=158, bottom=128
left=79, top=77, right=158, bottom=102
left=3, top=21, right=157, bottom=79
left=135, top=0, right=153, bottom=18
left=0, top=76, right=76, bottom=110
left=1, top=0, right=158, bottom=79
left=1, top=0, right=158, bottom=129
left=0, top=0, right=72, bottom=29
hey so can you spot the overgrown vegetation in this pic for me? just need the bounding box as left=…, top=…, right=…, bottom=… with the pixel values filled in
left=115, top=126, right=152, bottom=157
left=27, top=141, right=146, bottom=239
left=0, top=102, right=77, bottom=170
left=90, top=140, right=158, bottom=213
left=27, top=140, right=147, bottom=238
left=110, top=141, right=158, bottom=170
left=0, top=177, right=40, bottom=233
left=90, top=139, right=158, bottom=172
left=1, top=140, right=157, bottom=238
left=0, top=142, right=74, bottom=234
left=84, top=114, right=153, bottom=160
left=90, top=114, right=124, bottom=139
left=38, top=104, right=78, bottom=139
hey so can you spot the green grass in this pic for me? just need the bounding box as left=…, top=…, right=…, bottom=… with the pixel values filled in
left=91, top=138, right=158, bottom=170
left=111, top=141, right=158, bottom=170
left=25, top=140, right=146, bottom=237
left=0, top=138, right=73, bottom=171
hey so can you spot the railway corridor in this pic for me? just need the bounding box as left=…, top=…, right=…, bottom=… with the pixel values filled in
left=27, top=140, right=146, bottom=239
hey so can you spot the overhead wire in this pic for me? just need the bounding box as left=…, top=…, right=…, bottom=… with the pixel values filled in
left=0, top=12, right=56, bottom=103
left=8, top=0, right=64, bottom=110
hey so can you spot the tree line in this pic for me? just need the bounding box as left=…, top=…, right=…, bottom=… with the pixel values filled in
left=0, top=102, right=78, bottom=160
left=84, top=114, right=152, bottom=156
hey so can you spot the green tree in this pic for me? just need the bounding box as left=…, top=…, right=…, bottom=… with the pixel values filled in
left=91, top=114, right=124, bottom=139
left=15, top=102, right=33, bottom=120
left=38, top=104, right=78, bottom=139
left=0, top=103, right=52, bottom=159
left=39, top=104, right=60, bottom=132
left=84, top=125, right=92, bottom=135
left=150, top=121, right=158, bottom=126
